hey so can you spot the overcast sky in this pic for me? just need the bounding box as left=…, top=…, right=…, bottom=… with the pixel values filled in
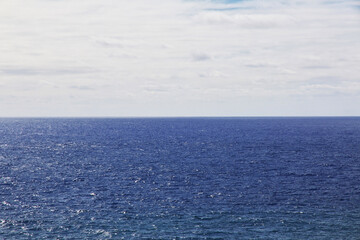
left=0, top=0, right=359, bottom=117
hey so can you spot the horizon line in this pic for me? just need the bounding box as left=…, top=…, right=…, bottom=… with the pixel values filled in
left=0, top=116, right=359, bottom=119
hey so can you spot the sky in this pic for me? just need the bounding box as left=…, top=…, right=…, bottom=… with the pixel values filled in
left=0, top=0, right=359, bottom=117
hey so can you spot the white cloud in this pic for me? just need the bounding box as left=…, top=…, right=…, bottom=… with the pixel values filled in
left=194, top=12, right=293, bottom=28
left=0, top=0, right=359, bottom=116
left=199, top=70, right=228, bottom=78
left=192, top=52, right=212, bottom=61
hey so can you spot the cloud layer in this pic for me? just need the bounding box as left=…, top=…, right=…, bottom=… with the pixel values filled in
left=0, top=0, right=359, bottom=116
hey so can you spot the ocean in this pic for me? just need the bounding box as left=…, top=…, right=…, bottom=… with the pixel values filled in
left=0, top=117, right=359, bottom=239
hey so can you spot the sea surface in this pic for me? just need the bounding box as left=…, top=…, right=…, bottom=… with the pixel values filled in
left=0, top=117, right=359, bottom=239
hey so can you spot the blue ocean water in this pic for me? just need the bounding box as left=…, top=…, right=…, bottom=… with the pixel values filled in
left=0, top=117, right=359, bottom=239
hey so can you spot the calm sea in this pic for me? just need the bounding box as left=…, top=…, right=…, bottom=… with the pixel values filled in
left=0, top=118, right=359, bottom=239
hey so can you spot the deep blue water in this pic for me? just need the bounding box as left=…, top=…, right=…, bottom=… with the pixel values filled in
left=0, top=117, right=360, bottom=239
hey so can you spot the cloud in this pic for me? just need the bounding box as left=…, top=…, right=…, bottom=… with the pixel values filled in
left=302, top=65, right=332, bottom=69
left=0, top=0, right=359, bottom=116
left=192, top=52, right=212, bottom=61
left=245, top=64, right=272, bottom=69
left=194, top=12, right=293, bottom=28
left=94, top=38, right=125, bottom=48
left=69, top=85, right=94, bottom=90
left=0, top=67, right=95, bottom=76
left=199, top=70, right=228, bottom=78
